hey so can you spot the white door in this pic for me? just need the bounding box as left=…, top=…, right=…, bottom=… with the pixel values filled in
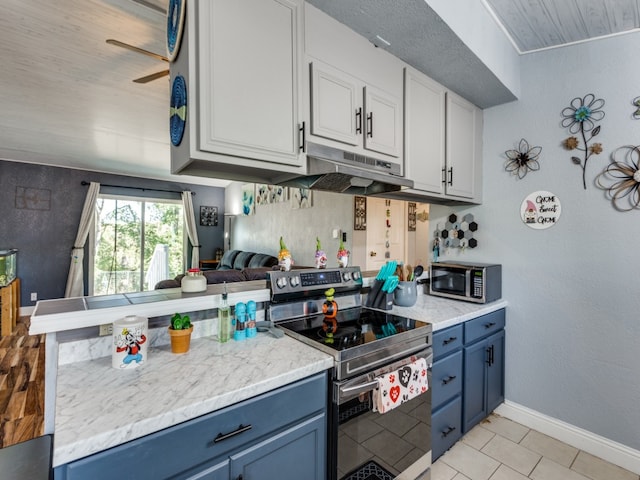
left=309, top=62, right=360, bottom=146
left=363, top=85, right=402, bottom=158
left=365, top=197, right=405, bottom=271
left=198, top=0, right=304, bottom=167
left=446, top=92, right=478, bottom=198
left=404, top=67, right=446, bottom=194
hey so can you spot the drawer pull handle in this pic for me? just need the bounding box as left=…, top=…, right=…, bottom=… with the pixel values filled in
left=484, top=322, right=496, bottom=329
left=442, top=336, right=457, bottom=345
left=214, top=424, right=253, bottom=443
left=441, top=426, right=456, bottom=437
left=442, top=375, right=457, bottom=385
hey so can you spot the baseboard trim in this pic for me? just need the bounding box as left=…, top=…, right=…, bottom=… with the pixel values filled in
left=20, top=306, right=35, bottom=317
left=495, top=401, right=640, bottom=475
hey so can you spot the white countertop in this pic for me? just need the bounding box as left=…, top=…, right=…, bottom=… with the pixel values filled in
left=53, top=332, right=333, bottom=467
left=389, top=291, right=508, bottom=331
left=52, top=282, right=507, bottom=468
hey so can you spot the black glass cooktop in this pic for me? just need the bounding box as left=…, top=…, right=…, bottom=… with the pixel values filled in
left=277, top=307, right=430, bottom=351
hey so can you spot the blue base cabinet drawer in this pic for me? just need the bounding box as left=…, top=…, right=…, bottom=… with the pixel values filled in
left=431, top=350, right=463, bottom=409
left=464, top=309, right=505, bottom=345
left=55, top=373, right=328, bottom=480
left=433, top=324, right=463, bottom=360
left=432, top=396, right=462, bottom=460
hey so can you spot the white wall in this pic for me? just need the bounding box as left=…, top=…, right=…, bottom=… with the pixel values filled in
left=431, top=32, right=640, bottom=451
left=231, top=188, right=354, bottom=268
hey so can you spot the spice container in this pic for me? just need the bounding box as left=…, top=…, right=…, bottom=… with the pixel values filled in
left=181, top=268, right=207, bottom=293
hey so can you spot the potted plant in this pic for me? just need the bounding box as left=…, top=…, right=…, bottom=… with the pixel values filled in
left=168, top=312, right=193, bottom=354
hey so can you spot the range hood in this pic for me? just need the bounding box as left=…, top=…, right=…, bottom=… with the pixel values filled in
left=277, top=142, right=413, bottom=195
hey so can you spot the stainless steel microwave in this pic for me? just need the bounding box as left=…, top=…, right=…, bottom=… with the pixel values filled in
left=429, top=262, right=502, bottom=303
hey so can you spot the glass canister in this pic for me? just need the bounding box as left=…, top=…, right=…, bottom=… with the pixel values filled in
left=112, top=315, right=148, bottom=369
left=181, top=268, right=207, bottom=292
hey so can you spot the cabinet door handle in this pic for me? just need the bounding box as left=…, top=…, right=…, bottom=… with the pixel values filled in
left=213, top=424, right=252, bottom=443
left=298, top=121, right=306, bottom=153
left=442, top=336, right=457, bottom=345
left=441, top=167, right=446, bottom=185
left=367, top=112, right=373, bottom=137
left=486, top=346, right=492, bottom=365
left=441, top=426, right=456, bottom=437
left=355, top=107, right=363, bottom=134
left=442, top=375, right=457, bottom=385
left=484, top=322, right=496, bottom=329
left=490, top=345, right=495, bottom=366
left=447, top=167, right=453, bottom=186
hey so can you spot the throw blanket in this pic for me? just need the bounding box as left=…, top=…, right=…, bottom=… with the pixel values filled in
left=373, top=357, right=429, bottom=414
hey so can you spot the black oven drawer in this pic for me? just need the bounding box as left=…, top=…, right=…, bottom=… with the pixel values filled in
left=431, top=350, right=463, bottom=410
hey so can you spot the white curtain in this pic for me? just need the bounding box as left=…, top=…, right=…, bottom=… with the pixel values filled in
left=65, top=181, right=100, bottom=298
left=182, top=191, right=200, bottom=268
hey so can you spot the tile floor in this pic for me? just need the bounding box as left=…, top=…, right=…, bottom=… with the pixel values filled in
left=433, top=414, right=639, bottom=480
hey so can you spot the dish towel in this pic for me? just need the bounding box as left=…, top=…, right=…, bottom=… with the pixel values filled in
left=373, top=358, right=429, bottom=414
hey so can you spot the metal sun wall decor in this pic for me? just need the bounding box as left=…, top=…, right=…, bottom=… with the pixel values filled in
left=561, top=93, right=605, bottom=190
left=504, top=138, right=541, bottom=179
left=596, top=145, right=640, bottom=211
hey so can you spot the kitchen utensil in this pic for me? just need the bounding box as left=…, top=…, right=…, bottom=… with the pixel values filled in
left=395, top=264, right=404, bottom=281
left=413, top=265, right=424, bottom=279
left=406, top=265, right=413, bottom=282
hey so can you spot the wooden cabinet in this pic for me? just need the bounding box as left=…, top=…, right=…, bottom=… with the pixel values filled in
left=171, top=0, right=306, bottom=182
left=54, top=373, right=327, bottom=480
left=463, top=310, right=505, bottom=433
left=431, top=309, right=506, bottom=461
left=402, top=66, right=483, bottom=203
left=0, top=278, right=19, bottom=337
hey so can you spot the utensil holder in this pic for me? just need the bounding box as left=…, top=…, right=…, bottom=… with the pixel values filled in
left=393, top=281, right=418, bottom=307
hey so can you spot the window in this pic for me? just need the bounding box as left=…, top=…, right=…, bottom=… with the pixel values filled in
left=90, top=195, right=185, bottom=295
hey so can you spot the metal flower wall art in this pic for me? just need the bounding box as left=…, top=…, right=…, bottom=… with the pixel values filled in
left=595, top=145, right=640, bottom=211
left=561, top=93, right=605, bottom=189
left=504, top=138, right=541, bottom=179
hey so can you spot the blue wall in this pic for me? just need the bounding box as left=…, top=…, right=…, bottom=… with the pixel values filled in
left=0, top=160, right=225, bottom=305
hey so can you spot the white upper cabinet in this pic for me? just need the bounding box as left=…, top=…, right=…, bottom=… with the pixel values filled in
left=446, top=91, right=482, bottom=199
left=309, top=61, right=402, bottom=158
left=171, top=0, right=306, bottom=181
left=304, top=4, right=404, bottom=166
left=403, top=66, right=483, bottom=203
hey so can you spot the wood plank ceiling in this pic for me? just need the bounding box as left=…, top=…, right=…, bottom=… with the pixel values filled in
left=485, top=0, right=640, bottom=53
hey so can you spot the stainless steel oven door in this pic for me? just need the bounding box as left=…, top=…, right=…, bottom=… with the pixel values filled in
left=332, top=348, right=433, bottom=480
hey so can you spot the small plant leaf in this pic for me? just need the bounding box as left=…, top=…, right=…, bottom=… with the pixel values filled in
left=592, top=125, right=601, bottom=136
left=571, top=156, right=582, bottom=165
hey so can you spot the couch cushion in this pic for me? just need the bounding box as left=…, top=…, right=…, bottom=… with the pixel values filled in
left=217, top=249, right=241, bottom=270
left=203, top=269, right=247, bottom=284
left=248, top=253, right=278, bottom=269
left=233, top=251, right=256, bottom=270
left=154, top=279, right=181, bottom=289
left=242, top=267, right=272, bottom=281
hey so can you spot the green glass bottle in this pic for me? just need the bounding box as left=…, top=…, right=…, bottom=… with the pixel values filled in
left=217, top=282, right=231, bottom=343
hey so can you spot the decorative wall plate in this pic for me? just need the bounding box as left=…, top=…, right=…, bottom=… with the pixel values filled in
left=166, top=0, right=186, bottom=62
left=170, top=75, right=187, bottom=146
left=520, top=191, right=561, bottom=229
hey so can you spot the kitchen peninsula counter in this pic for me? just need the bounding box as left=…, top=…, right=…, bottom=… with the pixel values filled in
left=53, top=332, right=333, bottom=467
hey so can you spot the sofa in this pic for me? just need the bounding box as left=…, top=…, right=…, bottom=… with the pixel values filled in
left=154, top=250, right=279, bottom=290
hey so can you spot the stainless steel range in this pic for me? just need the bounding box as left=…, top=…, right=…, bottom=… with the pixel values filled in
left=268, top=267, right=432, bottom=480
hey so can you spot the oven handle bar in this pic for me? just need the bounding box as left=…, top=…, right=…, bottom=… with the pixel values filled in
left=336, top=349, right=433, bottom=404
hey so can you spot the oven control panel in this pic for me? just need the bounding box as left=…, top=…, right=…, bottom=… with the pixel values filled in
left=268, top=267, right=362, bottom=298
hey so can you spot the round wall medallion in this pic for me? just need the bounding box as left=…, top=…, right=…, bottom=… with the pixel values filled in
left=170, top=75, right=187, bottom=146
left=520, top=191, right=561, bottom=229
left=166, top=0, right=186, bottom=62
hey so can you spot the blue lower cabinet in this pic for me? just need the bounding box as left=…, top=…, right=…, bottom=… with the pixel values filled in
left=54, top=372, right=328, bottom=480
left=431, top=396, right=462, bottom=460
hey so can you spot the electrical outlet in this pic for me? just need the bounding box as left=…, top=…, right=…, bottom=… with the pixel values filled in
left=30, top=292, right=37, bottom=301
left=99, top=324, right=113, bottom=336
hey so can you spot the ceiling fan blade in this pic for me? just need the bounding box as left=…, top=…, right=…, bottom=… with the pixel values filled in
left=106, top=39, right=169, bottom=63
left=133, top=69, right=170, bottom=83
